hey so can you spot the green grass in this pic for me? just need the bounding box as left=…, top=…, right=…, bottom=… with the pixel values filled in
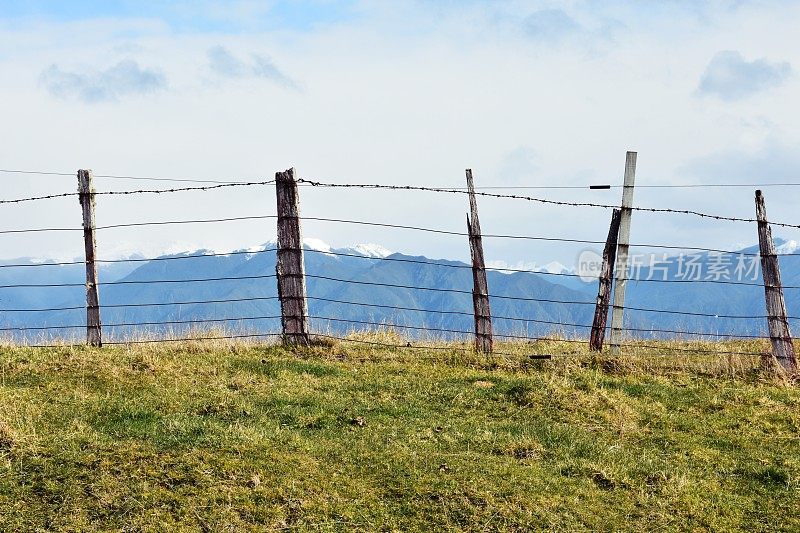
left=1, top=335, right=799, bottom=531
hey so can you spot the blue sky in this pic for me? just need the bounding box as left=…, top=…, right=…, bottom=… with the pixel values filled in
left=0, top=1, right=798, bottom=267
left=0, top=0, right=358, bottom=31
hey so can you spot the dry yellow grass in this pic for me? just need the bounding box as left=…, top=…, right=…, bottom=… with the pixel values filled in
left=1, top=333, right=798, bottom=530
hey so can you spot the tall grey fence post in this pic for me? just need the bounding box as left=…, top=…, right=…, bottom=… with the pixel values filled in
left=590, top=208, right=621, bottom=352
left=465, top=169, right=493, bottom=354
left=755, top=190, right=797, bottom=373
left=275, top=168, right=310, bottom=345
left=77, top=169, right=102, bottom=347
left=609, top=151, right=637, bottom=354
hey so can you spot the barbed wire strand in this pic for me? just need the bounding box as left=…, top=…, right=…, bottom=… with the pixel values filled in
left=297, top=178, right=800, bottom=230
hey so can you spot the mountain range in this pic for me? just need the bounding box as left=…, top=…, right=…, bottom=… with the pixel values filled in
left=2, top=238, right=799, bottom=344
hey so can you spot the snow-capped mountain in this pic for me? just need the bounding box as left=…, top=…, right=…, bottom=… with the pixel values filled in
left=538, top=261, right=572, bottom=275
left=776, top=239, right=800, bottom=255
left=339, top=243, right=392, bottom=258
left=2, top=238, right=799, bottom=343
left=301, top=238, right=392, bottom=259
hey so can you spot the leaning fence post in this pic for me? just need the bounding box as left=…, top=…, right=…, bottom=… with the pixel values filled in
left=465, top=169, right=493, bottom=353
left=608, top=151, right=637, bottom=354
left=275, top=167, right=310, bottom=345
left=590, top=208, right=622, bottom=351
left=755, top=190, right=797, bottom=373
left=77, top=169, right=102, bottom=347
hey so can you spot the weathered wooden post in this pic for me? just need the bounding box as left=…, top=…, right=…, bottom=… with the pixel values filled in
left=77, top=169, right=102, bottom=347
left=275, top=168, right=310, bottom=345
left=755, top=190, right=797, bottom=373
left=590, top=208, right=622, bottom=351
left=465, top=169, right=493, bottom=353
left=609, top=151, right=637, bottom=354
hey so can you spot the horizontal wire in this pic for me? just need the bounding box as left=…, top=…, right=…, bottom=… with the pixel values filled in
left=310, top=315, right=553, bottom=341
left=103, top=333, right=282, bottom=345
left=16, top=332, right=283, bottom=348
left=0, top=315, right=282, bottom=332
left=96, top=175, right=247, bottom=185
left=297, top=178, right=800, bottom=230
left=0, top=180, right=276, bottom=205
left=0, top=274, right=276, bottom=289
left=0, top=243, right=784, bottom=289
left=311, top=332, right=763, bottom=357
left=94, top=180, right=274, bottom=196
left=310, top=249, right=778, bottom=287
left=307, top=315, right=770, bottom=343
left=304, top=272, right=594, bottom=303
left=96, top=215, right=276, bottom=231
left=0, top=292, right=773, bottom=339
left=93, top=273, right=271, bottom=286
left=424, top=183, right=800, bottom=190
left=7, top=168, right=800, bottom=189
left=6, top=210, right=799, bottom=265
left=4, top=328, right=765, bottom=357
left=7, top=328, right=540, bottom=358
left=0, top=296, right=280, bottom=313
left=0, top=251, right=787, bottom=319
left=302, top=333, right=553, bottom=358
left=0, top=268, right=779, bottom=320
left=306, top=295, right=768, bottom=339
left=0, top=248, right=279, bottom=269
left=0, top=192, right=77, bottom=205
left=300, top=216, right=797, bottom=257
left=5, top=212, right=797, bottom=262
left=0, top=168, right=257, bottom=184
left=306, top=273, right=800, bottom=319
left=616, top=341, right=763, bottom=357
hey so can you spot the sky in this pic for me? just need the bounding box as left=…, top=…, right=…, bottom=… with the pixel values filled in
left=1, top=0, right=799, bottom=270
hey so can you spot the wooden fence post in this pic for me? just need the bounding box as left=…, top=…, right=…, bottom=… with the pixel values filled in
left=465, top=169, right=493, bottom=353
left=590, top=208, right=621, bottom=351
left=755, top=190, right=797, bottom=373
left=77, top=169, right=102, bottom=347
left=275, top=168, right=310, bottom=345
left=609, top=151, right=637, bottom=354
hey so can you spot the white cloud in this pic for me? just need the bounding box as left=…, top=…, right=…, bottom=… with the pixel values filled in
left=697, top=50, right=791, bottom=101
left=39, top=59, right=166, bottom=103
left=207, top=45, right=299, bottom=90
left=522, top=8, right=581, bottom=42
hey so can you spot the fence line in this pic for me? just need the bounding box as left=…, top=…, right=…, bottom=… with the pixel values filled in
left=1, top=158, right=798, bottom=372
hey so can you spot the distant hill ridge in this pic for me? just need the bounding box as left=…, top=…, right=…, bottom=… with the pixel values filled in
left=2, top=238, right=798, bottom=343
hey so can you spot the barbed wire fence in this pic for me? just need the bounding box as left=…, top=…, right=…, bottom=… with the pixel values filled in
left=0, top=151, right=798, bottom=373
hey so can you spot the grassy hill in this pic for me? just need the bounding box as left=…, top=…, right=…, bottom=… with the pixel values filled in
left=1, top=335, right=798, bottom=531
